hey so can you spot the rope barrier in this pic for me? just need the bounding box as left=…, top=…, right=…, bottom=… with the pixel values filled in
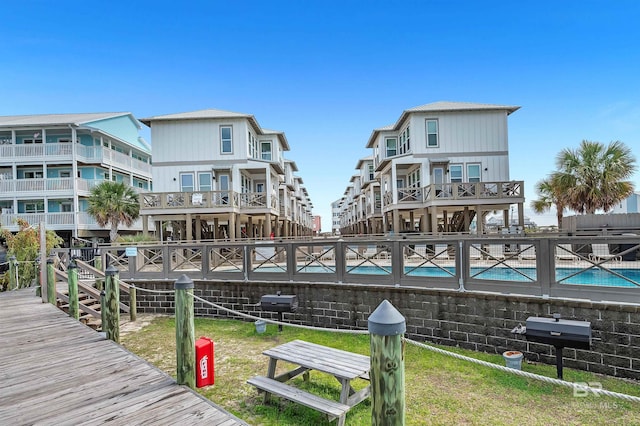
left=405, top=338, right=640, bottom=403
left=131, top=284, right=640, bottom=403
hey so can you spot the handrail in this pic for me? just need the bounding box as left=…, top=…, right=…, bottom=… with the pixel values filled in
left=75, top=259, right=131, bottom=294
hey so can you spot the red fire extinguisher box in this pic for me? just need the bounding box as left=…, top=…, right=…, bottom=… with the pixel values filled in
left=195, top=337, right=215, bottom=388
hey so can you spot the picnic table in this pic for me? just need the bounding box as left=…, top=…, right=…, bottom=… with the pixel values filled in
left=247, top=339, right=370, bottom=425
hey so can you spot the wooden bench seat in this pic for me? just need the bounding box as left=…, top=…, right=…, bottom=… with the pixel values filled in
left=247, top=376, right=349, bottom=421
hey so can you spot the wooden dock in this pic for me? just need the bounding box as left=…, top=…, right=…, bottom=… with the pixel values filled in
left=0, top=288, right=246, bottom=425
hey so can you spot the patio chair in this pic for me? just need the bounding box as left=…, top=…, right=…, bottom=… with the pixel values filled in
left=589, top=244, right=622, bottom=262
left=433, top=244, right=450, bottom=260
left=519, top=244, right=537, bottom=260
left=469, top=244, right=483, bottom=260
left=556, top=244, right=579, bottom=261
left=486, top=244, right=505, bottom=260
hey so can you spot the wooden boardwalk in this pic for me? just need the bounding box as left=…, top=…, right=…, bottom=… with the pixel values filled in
left=0, top=288, right=246, bottom=426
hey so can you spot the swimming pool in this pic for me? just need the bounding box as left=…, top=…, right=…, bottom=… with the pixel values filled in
left=254, top=264, right=640, bottom=287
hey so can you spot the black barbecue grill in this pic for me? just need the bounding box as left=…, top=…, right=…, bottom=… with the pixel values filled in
left=260, top=291, right=298, bottom=331
left=512, top=313, right=591, bottom=379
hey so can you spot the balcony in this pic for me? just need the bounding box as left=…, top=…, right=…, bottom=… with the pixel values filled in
left=0, top=143, right=73, bottom=164
left=0, top=178, right=74, bottom=195
left=76, top=145, right=152, bottom=176
left=383, top=180, right=524, bottom=208
left=0, top=212, right=147, bottom=232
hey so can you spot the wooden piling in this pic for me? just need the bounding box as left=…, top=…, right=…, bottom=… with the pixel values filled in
left=47, top=258, right=56, bottom=305
left=129, top=284, right=137, bottom=321
left=368, top=300, right=406, bottom=426
left=8, top=256, right=16, bottom=290
left=67, top=258, right=79, bottom=320
left=104, top=265, right=120, bottom=343
left=175, top=274, right=195, bottom=389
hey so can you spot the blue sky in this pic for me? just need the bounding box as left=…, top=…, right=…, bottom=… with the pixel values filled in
left=2, top=1, right=639, bottom=231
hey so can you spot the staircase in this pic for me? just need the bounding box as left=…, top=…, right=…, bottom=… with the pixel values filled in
left=450, top=210, right=476, bottom=233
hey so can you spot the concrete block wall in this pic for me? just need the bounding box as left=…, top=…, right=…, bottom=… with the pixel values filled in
left=132, top=280, right=640, bottom=380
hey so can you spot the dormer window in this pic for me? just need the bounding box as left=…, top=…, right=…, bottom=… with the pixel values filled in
left=221, top=126, right=233, bottom=154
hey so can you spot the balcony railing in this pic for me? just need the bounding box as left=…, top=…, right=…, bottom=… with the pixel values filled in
left=76, top=145, right=152, bottom=175
left=0, top=212, right=75, bottom=229
left=382, top=180, right=524, bottom=206
left=0, top=143, right=73, bottom=161
left=0, top=212, right=147, bottom=232
left=0, top=178, right=74, bottom=193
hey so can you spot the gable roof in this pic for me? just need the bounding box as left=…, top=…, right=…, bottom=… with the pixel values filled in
left=366, top=101, right=520, bottom=148
left=140, top=109, right=290, bottom=150
left=0, top=112, right=137, bottom=128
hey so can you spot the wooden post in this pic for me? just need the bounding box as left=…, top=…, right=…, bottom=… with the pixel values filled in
left=175, top=274, right=195, bottom=389
left=47, top=258, right=56, bottom=305
left=129, top=284, right=137, bottom=321
left=104, top=265, right=120, bottom=343
left=8, top=255, right=17, bottom=290
left=100, top=290, right=106, bottom=332
left=368, top=300, right=406, bottom=426
left=94, top=254, right=103, bottom=291
left=35, top=258, right=41, bottom=297
left=67, top=258, right=79, bottom=320
left=39, top=222, right=47, bottom=302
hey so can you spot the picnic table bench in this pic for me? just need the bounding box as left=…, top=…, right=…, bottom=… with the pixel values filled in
left=247, top=339, right=370, bottom=425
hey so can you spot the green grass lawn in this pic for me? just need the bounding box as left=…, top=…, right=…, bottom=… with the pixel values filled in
left=121, top=317, right=640, bottom=425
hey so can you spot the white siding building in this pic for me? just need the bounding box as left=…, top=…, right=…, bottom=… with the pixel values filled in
left=139, top=109, right=313, bottom=241
left=340, top=101, right=525, bottom=235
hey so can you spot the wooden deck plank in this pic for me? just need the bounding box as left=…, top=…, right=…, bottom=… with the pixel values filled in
left=0, top=289, right=246, bottom=426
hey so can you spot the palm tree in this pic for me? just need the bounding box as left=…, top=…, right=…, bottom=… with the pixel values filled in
left=87, top=181, right=140, bottom=243
left=554, top=140, right=636, bottom=214
left=530, top=174, right=568, bottom=228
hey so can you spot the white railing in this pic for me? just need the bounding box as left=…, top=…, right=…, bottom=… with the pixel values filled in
left=0, top=143, right=74, bottom=160
left=0, top=178, right=74, bottom=193
left=0, top=212, right=75, bottom=229
left=76, top=145, right=152, bottom=175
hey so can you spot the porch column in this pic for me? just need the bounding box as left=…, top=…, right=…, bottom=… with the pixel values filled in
left=476, top=207, right=484, bottom=235
left=195, top=215, right=201, bottom=241
left=247, top=216, right=254, bottom=238
left=503, top=209, right=509, bottom=229
left=142, top=215, right=148, bottom=237
left=421, top=208, right=429, bottom=233
left=213, top=218, right=219, bottom=239
left=443, top=210, right=448, bottom=233
left=235, top=214, right=242, bottom=239
left=392, top=210, right=400, bottom=235
left=431, top=207, right=438, bottom=235
left=518, top=202, right=525, bottom=229
left=409, top=211, right=415, bottom=232
left=228, top=213, right=236, bottom=240
left=185, top=213, right=192, bottom=242
left=463, top=207, right=470, bottom=233
left=265, top=213, right=272, bottom=238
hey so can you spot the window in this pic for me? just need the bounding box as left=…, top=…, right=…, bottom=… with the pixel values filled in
left=198, top=172, right=212, bottom=191
left=426, top=119, right=438, bottom=147
left=180, top=173, right=195, bottom=192
left=399, top=126, right=411, bottom=154
left=220, top=126, right=232, bottom=154
left=248, top=131, right=258, bottom=158
left=61, top=203, right=73, bottom=212
left=218, top=174, right=229, bottom=191
left=385, top=138, right=397, bottom=157
left=256, top=183, right=264, bottom=193
left=260, top=141, right=272, bottom=161
left=467, top=164, right=481, bottom=183
left=58, top=138, right=71, bottom=143
left=24, top=171, right=44, bottom=179
left=25, top=202, right=44, bottom=213
left=449, top=164, right=463, bottom=183
left=23, top=138, right=43, bottom=144
left=368, top=163, right=374, bottom=181
left=60, top=171, right=71, bottom=178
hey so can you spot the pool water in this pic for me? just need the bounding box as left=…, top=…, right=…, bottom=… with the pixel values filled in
left=254, top=265, right=639, bottom=287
